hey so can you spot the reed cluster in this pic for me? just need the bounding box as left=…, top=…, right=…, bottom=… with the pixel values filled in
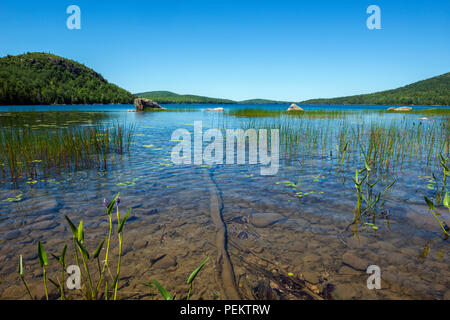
left=0, top=123, right=135, bottom=180
left=238, top=116, right=449, bottom=173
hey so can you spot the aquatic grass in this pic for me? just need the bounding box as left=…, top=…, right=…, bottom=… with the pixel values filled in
left=37, top=241, right=49, bottom=300
left=18, top=255, right=33, bottom=300
left=382, top=108, right=450, bottom=116
left=19, top=193, right=133, bottom=300
left=147, top=256, right=209, bottom=300
left=235, top=114, right=448, bottom=174
left=186, top=256, right=209, bottom=300
left=424, top=196, right=449, bottom=236
left=227, top=108, right=362, bottom=119
left=350, top=160, right=397, bottom=233
left=0, top=123, right=135, bottom=180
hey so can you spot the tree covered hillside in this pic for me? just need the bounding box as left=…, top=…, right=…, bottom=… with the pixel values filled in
left=301, top=73, right=450, bottom=106
left=0, top=52, right=134, bottom=105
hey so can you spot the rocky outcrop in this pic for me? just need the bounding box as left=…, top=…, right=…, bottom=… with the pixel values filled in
left=287, top=104, right=304, bottom=111
left=134, top=98, right=166, bottom=111
left=205, top=107, right=224, bottom=111
left=387, top=106, right=413, bottom=111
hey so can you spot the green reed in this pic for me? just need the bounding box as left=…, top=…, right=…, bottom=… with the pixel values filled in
left=227, top=108, right=362, bottom=119
left=236, top=114, right=448, bottom=174
left=350, top=160, right=397, bottom=235
left=424, top=195, right=449, bottom=237
left=145, top=256, right=209, bottom=300
left=19, top=193, right=131, bottom=300
left=0, top=123, right=135, bottom=180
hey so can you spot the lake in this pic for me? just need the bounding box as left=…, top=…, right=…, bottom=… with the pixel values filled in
left=0, top=104, right=448, bottom=300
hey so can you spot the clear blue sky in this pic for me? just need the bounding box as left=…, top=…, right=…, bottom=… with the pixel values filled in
left=1, top=0, right=449, bottom=101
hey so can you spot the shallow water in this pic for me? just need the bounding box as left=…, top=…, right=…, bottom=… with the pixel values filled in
left=0, top=104, right=449, bottom=300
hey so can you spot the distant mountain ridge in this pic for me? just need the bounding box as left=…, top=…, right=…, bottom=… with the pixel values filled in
left=137, top=73, right=450, bottom=106
left=300, top=72, right=450, bottom=106
left=0, top=52, right=134, bottom=105
left=1, top=52, right=448, bottom=106
left=135, top=91, right=291, bottom=105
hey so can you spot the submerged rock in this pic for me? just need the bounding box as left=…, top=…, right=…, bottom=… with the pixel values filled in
left=330, top=283, right=360, bottom=300
left=151, top=254, right=177, bottom=268
left=134, top=98, right=166, bottom=111
left=250, top=212, right=285, bottom=228
left=302, top=271, right=321, bottom=284
left=287, top=104, right=304, bottom=112
left=341, top=251, right=368, bottom=271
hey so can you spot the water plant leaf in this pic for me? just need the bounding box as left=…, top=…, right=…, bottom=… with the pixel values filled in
left=93, top=239, right=105, bottom=259
left=424, top=196, right=436, bottom=211
left=117, top=208, right=131, bottom=234
left=60, top=244, right=67, bottom=266
left=77, top=220, right=84, bottom=243
left=152, top=279, right=172, bottom=300
left=386, top=179, right=397, bottom=191
left=106, top=193, right=120, bottom=216
left=65, top=215, right=78, bottom=237
left=443, top=192, right=449, bottom=209
left=187, top=257, right=209, bottom=285
left=18, top=255, right=24, bottom=276
left=364, top=160, right=371, bottom=172
left=38, top=241, right=48, bottom=267
left=76, top=239, right=90, bottom=260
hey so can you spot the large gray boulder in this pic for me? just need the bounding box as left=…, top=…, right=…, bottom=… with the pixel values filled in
left=134, top=98, right=166, bottom=111
left=387, top=106, right=412, bottom=111
left=287, top=103, right=304, bottom=111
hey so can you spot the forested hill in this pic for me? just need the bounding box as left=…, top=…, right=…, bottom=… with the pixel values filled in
left=135, top=91, right=236, bottom=104
left=0, top=52, right=134, bottom=105
left=136, top=91, right=290, bottom=104
left=300, top=73, right=450, bottom=106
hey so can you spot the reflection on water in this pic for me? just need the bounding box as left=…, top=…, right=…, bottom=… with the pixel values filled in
left=0, top=104, right=449, bottom=300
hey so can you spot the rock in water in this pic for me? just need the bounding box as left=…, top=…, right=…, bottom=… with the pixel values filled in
left=342, top=251, right=368, bottom=271
left=205, top=107, right=224, bottom=111
left=395, top=106, right=412, bottom=111
left=387, top=106, right=413, bottom=111
left=250, top=212, right=285, bottom=228
left=134, top=98, right=166, bottom=111
left=287, top=103, right=304, bottom=111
